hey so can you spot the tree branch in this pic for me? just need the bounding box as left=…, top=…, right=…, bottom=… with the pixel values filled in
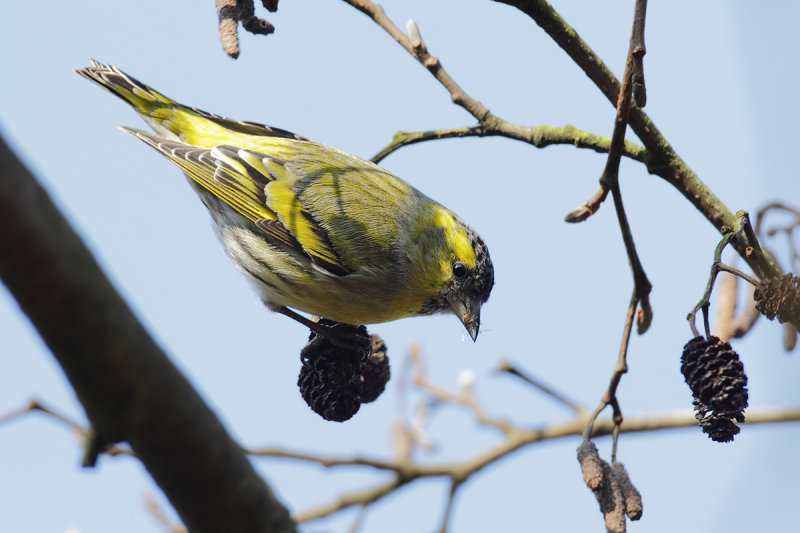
left=6, top=393, right=800, bottom=526
left=276, top=406, right=800, bottom=522
left=492, top=0, right=782, bottom=284
left=0, top=134, right=295, bottom=533
left=344, top=0, right=789, bottom=331
left=371, top=124, right=648, bottom=165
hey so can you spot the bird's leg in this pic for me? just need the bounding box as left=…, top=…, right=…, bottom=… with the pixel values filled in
left=275, top=306, right=327, bottom=336
left=275, top=306, right=371, bottom=354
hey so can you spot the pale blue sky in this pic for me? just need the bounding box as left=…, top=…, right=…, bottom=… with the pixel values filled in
left=2, top=2, right=799, bottom=532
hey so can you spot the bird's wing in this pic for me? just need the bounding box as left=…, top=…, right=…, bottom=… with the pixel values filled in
left=186, top=112, right=309, bottom=142
left=280, top=148, right=420, bottom=272
left=122, top=127, right=349, bottom=276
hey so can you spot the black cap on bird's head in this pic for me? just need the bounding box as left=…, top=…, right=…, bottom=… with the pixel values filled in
left=415, top=209, right=493, bottom=340
left=446, top=229, right=493, bottom=341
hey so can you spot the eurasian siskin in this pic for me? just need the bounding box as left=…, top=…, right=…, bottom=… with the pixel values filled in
left=77, top=61, right=494, bottom=340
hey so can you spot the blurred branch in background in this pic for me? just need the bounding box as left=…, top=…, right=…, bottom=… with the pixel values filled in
left=754, top=202, right=800, bottom=350
left=3, top=349, right=800, bottom=531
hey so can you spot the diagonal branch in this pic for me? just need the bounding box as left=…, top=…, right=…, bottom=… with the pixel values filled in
left=492, top=0, right=782, bottom=284
left=0, top=134, right=295, bottom=533
left=371, top=124, right=649, bottom=165
left=343, top=1, right=655, bottom=170
left=497, top=360, right=587, bottom=415
left=293, top=477, right=407, bottom=523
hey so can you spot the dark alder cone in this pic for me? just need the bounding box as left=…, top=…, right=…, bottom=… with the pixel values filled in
left=360, top=335, right=391, bottom=404
left=681, top=336, right=748, bottom=442
left=754, top=273, right=800, bottom=324
left=297, top=320, right=372, bottom=422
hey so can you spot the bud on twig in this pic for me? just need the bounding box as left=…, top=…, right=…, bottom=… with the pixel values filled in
left=406, top=19, right=428, bottom=55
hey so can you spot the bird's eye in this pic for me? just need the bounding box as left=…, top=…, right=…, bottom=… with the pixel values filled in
left=452, top=261, right=468, bottom=278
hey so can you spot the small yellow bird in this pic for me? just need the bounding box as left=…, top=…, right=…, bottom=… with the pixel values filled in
left=77, top=61, right=493, bottom=340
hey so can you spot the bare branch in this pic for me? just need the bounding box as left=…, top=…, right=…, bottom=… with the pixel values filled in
left=755, top=202, right=800, bottom=235
left=493, top=0, right=784, bottom=283
left=277, top=408, right=800, bottom=523
left=437, top=480, right=462, bottom=533
left=342, top=1, right=655, bottom=170
left=144, top=493, right=188, bottom=533
left=410, top=349, right=514, bottom=434
left=497, top=360, right=587, bottom=415
left=0, top=134, right=295, bottom=533
left=582, top=295, right=638, bottom=442
left=8, top=393, right=800, bottom=525
left=688, top=217, right=769, bottom=337
left=371, top=125, right=648, bottom=165
left=293, top=477, right=407, bottom=523
left=246, top=447, right=410, bottom=473
left=630, top=0, right=647, bottom=107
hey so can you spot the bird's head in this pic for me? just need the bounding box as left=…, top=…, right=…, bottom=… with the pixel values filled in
left=418, top=208, right=494, bottom=341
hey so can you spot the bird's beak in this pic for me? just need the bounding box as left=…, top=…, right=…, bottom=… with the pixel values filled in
left=448, top=293, right=482, bottom=342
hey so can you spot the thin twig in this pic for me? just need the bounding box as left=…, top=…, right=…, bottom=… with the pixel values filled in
left=630, top=0, right=647, bottom=107
left=607, top=4, right=654, bottom=336
left=565, top=1, right=653, bottom=337
left=8, top=397, right=798, bottom=525
left=410, top=348, right=514, bottom=434
left=582, top=295, right=638, bottom=442
left=613, top=183, right=653, bottom=334
left=371, top=125, right=648, bottom=165
left=574, top=3, right=653, bottom=449
left=437, top=480, right=461, bottom=533
left=293, top=477, right=407, bottom=523
left=687, top=217, right=763, bottom=338
left=144, top=493, right=188, bottom=533
left=497, top=360, right=587, bottom=415
left=755, top=202, right=800, bottom=235
left=0, top=398, right=84, bottom=433
left=562, top=0, right=641, bottom=221
left=245, top=447, right=411, bottom=473
left=717, top=263, right=760, bottom=287
left=348, top=504, right=368, bottom=533
left=755, top=201, right=800, bottom=274
left=286, top=406, right=800, bottom=522
left=687, top=232, right=736, bottom=338
left=342, top=1, right=657, bottom=170
left=493, top=0, right=784, bottom=286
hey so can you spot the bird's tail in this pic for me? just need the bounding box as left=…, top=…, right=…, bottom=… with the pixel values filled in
left=77, top=60, right=307, bottom=146
left=76, top=60, right=178, bottom=118
left=76, top=60, right=198, bottom=141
